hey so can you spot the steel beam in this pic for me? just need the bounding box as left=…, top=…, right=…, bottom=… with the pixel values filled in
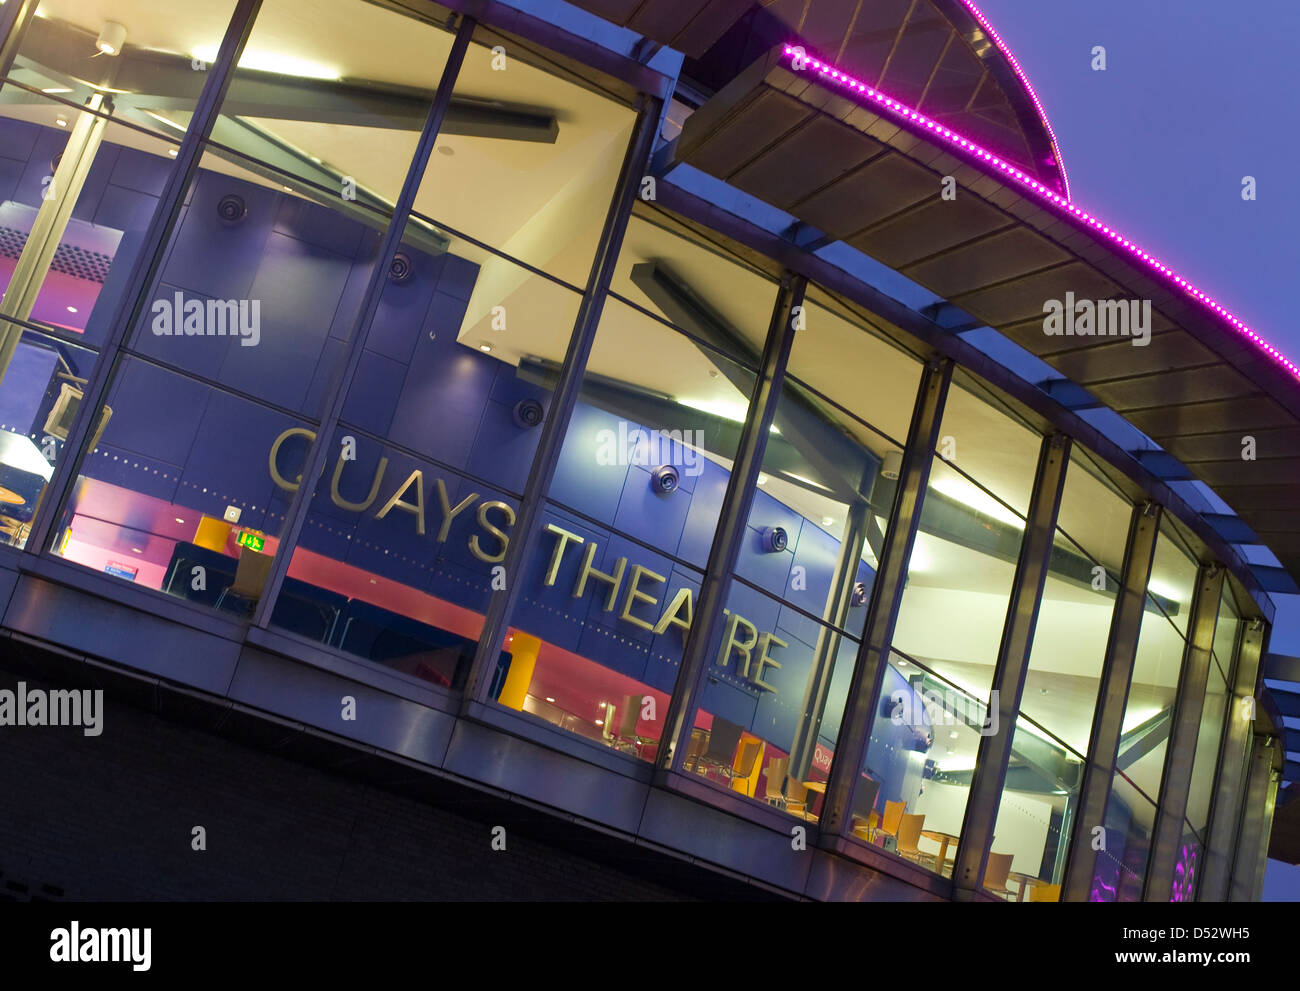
left=654, top=273, right=807, bottom=773
left=1060, top=501, right=1162, bottom=901
left=0, top=0, right=38, bottom=82
left=1230, top=734, right=1278, bottom=901
left=1144, top=563, right=1225, bottom=900
left=952, top=433, right=1071, bottom=899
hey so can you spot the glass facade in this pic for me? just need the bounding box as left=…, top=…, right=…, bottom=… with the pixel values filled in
left=0, top=0, right=1275, bottom=904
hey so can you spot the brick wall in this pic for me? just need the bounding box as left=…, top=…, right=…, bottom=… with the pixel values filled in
left=0, top=667, right=699, bottom=901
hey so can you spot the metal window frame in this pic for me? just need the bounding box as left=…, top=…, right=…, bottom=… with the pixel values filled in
left=817, top=357, right=953, bottom=838
left=21, top=0, right=265, bottom=560
left=0, top=0, right=38, bottom=81
left=1200, top=616, right=1267, bottom=899
left=1231, top=731, right=1280, bottom=901
left=951, top=432, right=1071, bottom=899
left=653, top=273, right=806, bottom=776
left=1060, top=500, right=1163, bottom=901
left=458, top=91, right=666, bottom=704
left=1143, top=562, right=1225, bottom=900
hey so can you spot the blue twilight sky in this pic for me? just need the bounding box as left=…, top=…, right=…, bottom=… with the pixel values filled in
left=974, top=0, right=1300, bottom=900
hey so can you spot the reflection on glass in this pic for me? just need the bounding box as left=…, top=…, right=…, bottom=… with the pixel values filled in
left=495, top=293, right=762, bottom=758
left=1091, top=772, right=1156, bottom=901
left=1117, top=525, right=1196, bottom=803
left=51, top=356, right=309, bottom=613
left=849, top=378, right=1038, bottom=872
left=0, top=320, right=95, bottom=549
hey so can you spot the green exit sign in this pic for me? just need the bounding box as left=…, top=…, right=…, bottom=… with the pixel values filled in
left=236, top=531, right=265, bottom=552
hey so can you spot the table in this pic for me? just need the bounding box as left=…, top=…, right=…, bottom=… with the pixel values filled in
left=1008, top=871, right=1044, bottom=902
left=920, top=829, right=960, bottom=876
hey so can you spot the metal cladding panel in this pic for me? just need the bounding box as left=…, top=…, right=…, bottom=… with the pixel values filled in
left=1167, top=427, right=1300, bottom=463
left=954, top=261, right=1124, bottom=328
left=849, top=195, right=1009, bottom=268
left=3, top=574, right=241, bottom=696
left=793, top=151, right=936, bottom=237
left=731, top=114, right=887, bottom=210
left=442, top=719, right=650, bottom=835
left=1087, top=363, right=1259, bottom=413
left=638, top=785, right=812, bottom=892
left=227, top=646, right=456, bottom=766
left=1193, top=457, right=1300, bottom=490
left=903, top=226, right=1072, bottom=299
left=1046, top=331, right=1216, bottom=383
left=1127, top=396, right=1293, bottom=438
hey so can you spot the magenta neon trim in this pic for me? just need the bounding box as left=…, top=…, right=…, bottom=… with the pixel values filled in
left=781, top=44, right=1300, bottom=382
left=957, top=0, right=1070, bottom=201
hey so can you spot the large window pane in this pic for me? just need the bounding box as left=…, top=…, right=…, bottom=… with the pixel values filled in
left=1118, top=524, right=1197, bottom=803
left=854, top=376, right=1040, bottom=874
left=410, top=22, right=637, bottom=287
left=51, top=356, right=312, bottom=611
left=0, top=319, right=95, bottom=549
left=1092, top=772, right=1157, bottom=901
left=271, top=233, right=581, bottom=679
left=493, top=286, right=768, bottom=757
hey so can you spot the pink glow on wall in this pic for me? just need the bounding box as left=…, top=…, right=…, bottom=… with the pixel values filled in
left=958, top=0, right=1071, bottom=201
left=781, top=44, right=1300, bottom=382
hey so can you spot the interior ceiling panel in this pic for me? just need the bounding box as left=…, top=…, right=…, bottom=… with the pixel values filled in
left=673, top=43, right=1300, bottom=585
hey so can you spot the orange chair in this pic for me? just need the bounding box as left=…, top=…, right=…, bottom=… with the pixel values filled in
left=876, top=799, right=906, bottom=845
left=762, top=757, right=789, bottom=808
left=982, top=852, right=1015, bottom=899
left=897, top=813, right=935, bottom=867
left=1028, top=882, right=1061, bottom=903
left=731, top=738, right=764, bottom=796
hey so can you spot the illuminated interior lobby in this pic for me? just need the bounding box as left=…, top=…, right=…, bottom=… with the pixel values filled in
left=0, top=0, right=1294, bottom=902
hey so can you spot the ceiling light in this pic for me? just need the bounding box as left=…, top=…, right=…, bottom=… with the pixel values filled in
left=822, top=517, right=835, bottom=526
left=174, top=518, right=185, bottom=524
left=757, top=474, right=768, bottom=486
left=949, top=730, right=959, bottom=739
left=478, top=343, right=492, bottom=353
left=55, top=117, right=67, bottom=128
left=168, top=149, right=177, bottom=157
left=96, top=21, right=127, bottom=56
left=931, top=475, right=1024, bottom=529
left=897, top=659, right=908, bottom=667
left=191, top=45, right=341, bottom=80
left=594, top=719, right=603, bottom=727
left=545, top=697, right=555, bottom=703
left=42, top=87, right=73, bottom=94
left=66, top=306, right=77, bottom=313
left=1146, top=580, right=1183, bottom=602
left=130, top=547, right=142, bottom=553
left=282, top=185, right=292, bottom=193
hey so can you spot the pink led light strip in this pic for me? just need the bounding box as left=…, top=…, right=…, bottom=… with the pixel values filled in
left=958, top=0, right=1071, bottom=201
left=781, top=44, right=1300, bottom=381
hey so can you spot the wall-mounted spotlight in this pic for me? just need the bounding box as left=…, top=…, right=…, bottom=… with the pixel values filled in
left=850, top=581, right=868, bottom=607
left=216, top=194, right=247, bottom=225
left=512, top=399, right=544, bottom=429
left=760, top=526, right=787, bottom=553
left=650, top=465, right=679, bottom=495
left=388, top=251, right=414, bottom=284
left=96, top=22, right=127, bottom=56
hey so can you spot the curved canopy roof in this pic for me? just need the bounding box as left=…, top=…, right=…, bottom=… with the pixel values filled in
left=564, top=0, right=1068, bottom=193
left=672, top=42, right=1300, bottom=592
